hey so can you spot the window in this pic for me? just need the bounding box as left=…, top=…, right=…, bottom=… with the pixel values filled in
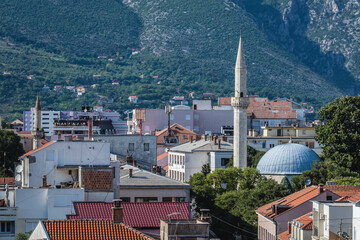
left=221, top=158, right=230, bottom=166
left=144, top=143, right=149, bottom=151
left=42, top=118, right=49, bottom=120
left=162, top=197, right=173, bottom=202
left=120, top=197, right=130, bottom=202
left=185, top=114, right=191, bottom=120
left=128, top=143, right=134, bottom=151
left=135, top=197, right=158, bottom=203
left=326, top=195, right=332, bottom=201
left=183, top=135, right=188, bottom=140
left=269, top=144, right=275, bottom=148
left=0, top=221, right=14, bottom=233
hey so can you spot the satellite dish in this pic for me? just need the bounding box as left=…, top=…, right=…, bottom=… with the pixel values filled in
left=15, top=174, right=21, bottom=182
left=16, top=165, right=23, bottom=173
left=304, top=178, right=312, bottom=186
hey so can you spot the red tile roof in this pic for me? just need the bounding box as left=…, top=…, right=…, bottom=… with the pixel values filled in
left=293, top=212, right=312, bottom=230
left=42, top=219, right=154, bottom=240
left=156, top=123, right=197, bottom=144
left=256, top=186, right=320, bottom=219
left=20, top=141, right=54, bottom=158
left=218, top=97, right=297, bottom=119
left=277, top=230, right=291, bottom=240
left=323, top=185, right=360, bottom=198
left=349, top=192, right=360, bottom=203
left=0, top=178, right=15, bottom=184
left=256, top=185, right=360, bottom=220
left=67, top=202, right=189, bottom=228
left=16, top=131, right=32, bottom=135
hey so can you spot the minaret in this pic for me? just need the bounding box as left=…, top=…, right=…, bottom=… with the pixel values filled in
left=32, top=95, right=43, bottom=150
left=231, top=34, right=249, bottom=168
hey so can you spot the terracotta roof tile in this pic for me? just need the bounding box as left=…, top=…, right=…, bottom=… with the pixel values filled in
left=349, top=192, right=360, bottom=203
left=277, top=230, right=291, bottom=240
left=42, top=219, right=154, bottom=240
left=323, top=185, right=360, bottom=198
left=218, top=97, right=297, bottom=119
left=156, top=124, right=197, bottom=144
left=67, top=202, right=189, bottom=228
left=293, top=212, right=312, bottom=230
left=256, top=186, right=320, bottom=219
left=0, top=178, right=14, bottom=184
left=16, top=131, right=32, bottom=135
left=20, top=141, right=54, bottom=158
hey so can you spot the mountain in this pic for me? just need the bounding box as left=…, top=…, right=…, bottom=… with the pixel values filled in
left=0, top=0, right=358, bottom=120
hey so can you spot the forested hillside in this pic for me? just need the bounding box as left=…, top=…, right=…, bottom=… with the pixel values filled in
left=0, top=0, right=357, bottom=120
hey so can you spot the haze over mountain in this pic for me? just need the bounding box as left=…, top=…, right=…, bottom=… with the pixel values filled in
left=0, top=0, right=358, bottom=119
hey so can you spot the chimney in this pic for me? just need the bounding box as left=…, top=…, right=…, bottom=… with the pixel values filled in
left=190, top=136, right=193, bottom=143
left=152, top=165, right=157, bottom=173
left=248, top=129, right=253, bottom=137
left=42, top=175, right=47, bottom=188
left=133, top=160, right=137, bottom=167
left=277, top=123, right=281, bottom=127
left=318, top=184, right=324, bottom=193
left=112, top=199, right=123, bottom=224
left=218, top=139, right=221, bottom=149
left=253, top=129, right=258, bottom=137
left=288, top=222, right=291, bottom=234
left=213, top=135, right=217, bottom=144
left=129, top=169, right=133, bottom=177
left=265, top=123, right=268, bottom=127
left=197, top=209, right=211, bottom=223
left=204, top=135, right=207, bottom=141
left=156, top=166, right=161, bottom=174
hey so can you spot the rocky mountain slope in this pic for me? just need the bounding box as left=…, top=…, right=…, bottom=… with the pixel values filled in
left=0, top=0, right=358, bottom=119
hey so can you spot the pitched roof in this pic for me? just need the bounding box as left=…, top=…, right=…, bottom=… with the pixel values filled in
left=155, top=123, right=196, bottom=138
left=323, top=185, right=360, bottom=198
left=256, top=186, right=320, bottom=219
left=218, top=97, right=297, bottom=119
left=0, top=177, right=14, bottom=184
left=67, top=202, right=189, bottom=228
left=42, top=219, right=154, bottom=240
left=277, top=230, right=291, bottom=240
left=156, top=152, right=168, bottom=168
left=256, top=185, right=360, bottom=220
left=348, top=192, right=360, bottom=203
left=16, top=131, right=32, bottom=135
left=292, top=212, right=312, bottom=230
left=120, top=164, right=190, bottom=188
left=20, top=141, right=55, bottom=158
left=169, top=139, right=233, bottom=153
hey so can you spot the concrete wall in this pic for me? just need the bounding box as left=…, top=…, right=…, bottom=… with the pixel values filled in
left=23, top=141, right=110, bottom=188
left=325, top=204, right=353, bottom=239
left=93, top=135, right=157, bottom=166
left=210, top=151, right=233, bottom=171
left=275, top=190, right=340, bottom=235
left=257, top=214, right=277, bottom=240
left=353, top=203, right=360, bottom=240
left=119, top=187, right=189, bottom=202
left=15, top=188, right=84, bottom=234
left=85, top=191, right=114, bottom=202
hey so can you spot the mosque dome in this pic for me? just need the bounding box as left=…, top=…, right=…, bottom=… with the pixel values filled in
left=256, top=143, right=320, bottom=175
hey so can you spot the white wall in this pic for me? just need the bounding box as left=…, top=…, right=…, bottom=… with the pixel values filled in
left=23, top=141, right=110, bottom=188
left=93, top=135, right=157, bottom=167
left=353, top=203, right=360, bottom=240
left=210, top=152, right=233, bottom=171
left=16, top=188, right=84, bottom=234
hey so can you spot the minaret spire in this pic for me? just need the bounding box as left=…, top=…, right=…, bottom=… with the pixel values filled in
left=32, top=95, right=43, bottom=150
left=232, top=33, right=249, bottom=168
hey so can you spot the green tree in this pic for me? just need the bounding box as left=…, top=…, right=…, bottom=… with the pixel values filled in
left=0, top=130, right=25, bottom=176
left=315, top=96, right=360, bottom=174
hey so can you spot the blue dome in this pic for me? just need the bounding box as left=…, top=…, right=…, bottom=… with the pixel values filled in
left=256, top=143, right=320, bottom=175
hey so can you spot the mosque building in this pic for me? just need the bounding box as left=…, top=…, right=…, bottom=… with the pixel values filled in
left=256, top=143, right=320, bottom=183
